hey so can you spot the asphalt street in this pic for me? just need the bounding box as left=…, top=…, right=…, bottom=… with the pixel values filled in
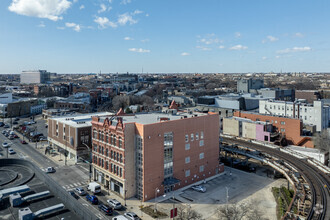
left=0, top=117, right=130, bottom=220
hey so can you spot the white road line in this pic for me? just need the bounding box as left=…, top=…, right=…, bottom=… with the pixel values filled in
left=73, top=183, right=78, bottom=187
left=69, top=184, right=74, bottom=188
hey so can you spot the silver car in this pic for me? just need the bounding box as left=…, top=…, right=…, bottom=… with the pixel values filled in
left=191, top=185, right=206, bottom=193
left=75, top=187, right=86, bottom=196
left=107, top=199, right=122, bottom=210
left=124, top=212, right=141, bottom=220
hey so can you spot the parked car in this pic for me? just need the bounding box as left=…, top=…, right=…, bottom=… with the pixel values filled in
left=39, top=136, right=47, bottom=141
left=2, top=142, right=9, bottom=148
left=13, top=134, right=18, bottom=138
left=0, top=122, right=4, bottom=127
left=69, top=190, right=79, bottom=199
left=8, top=148, right=16, bottom=154
left=13, top=121, right=18, bottom=125
left=45, top=167, right=56, bottom=173
left=15, top=117, right=20, bottom=121
left=2, top=130, right=6, bottom=134
left=8, top=135, right=14, bottom=140
left=191, top=185, right=206, bottom=193
left=4, top=133, right=9, bottom=137
left=20, top=140, right=27, bottom=144
left=124, top=212, right=141, bottom=220
left=98, top=203, right=113, bottom=215
left=74, top=187, right=86, bottom=196
left=86, top=194, right=98, bottom=205
left=107, top=199, right=122, bottom=210
left=4, top=124, right=9, bottom=128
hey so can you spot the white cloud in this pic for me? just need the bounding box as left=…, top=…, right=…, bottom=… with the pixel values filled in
left=235, top=32, right=241, bottom=38
left=196, top=46, right=211, bottom=51
left=57, top=26, right=65, bottom=30
left=121, top=0, right=131, bottom=5
left=98, top=4, right=108, bottom=13
left=218, top=45, right=225, bottom=49
left=198, top=34, right=223, bottom=45
left=73, top=0, right=78, bottom=3
left=79, top=5, right=84, bottom=10
left=94, top=16, right=117, bottom=29
left=275, top=55, right=280, bottom=59
left=262, top=56, right=267, bottom=60
left=262, top=35, right=279, bottom=43
left=118, top=13, right=137, bottom=25
left=124, top=37, right=133, bottom=40
left=277, top=46, right=311, bottom=54
left=37, top=21, right=45, bottom=28
left=294, top=32, right=304, bottom=38
left=133, top=10, right=143, bottom=15
left=8, top=0, right=71, bottom=21
left=229, top=45, right=248, bottom=50
left=128, top=48, right=150, bottom=53
left=141, top=39, right=149, bottom=43
left=65, top=22, right=81, bottom=32
left=181, top=52, right=190, bottom=56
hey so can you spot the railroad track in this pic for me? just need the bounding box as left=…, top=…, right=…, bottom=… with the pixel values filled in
left=222, top=137, right=330, bottom=220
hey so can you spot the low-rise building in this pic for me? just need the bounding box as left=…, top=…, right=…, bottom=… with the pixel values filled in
left=48, top=112, right=112, bottom=163
left=234, top=111, right=314, bottom=148
left=259, top=100, right=329, bottom=131
left=91, top=110, right=222, bottom=201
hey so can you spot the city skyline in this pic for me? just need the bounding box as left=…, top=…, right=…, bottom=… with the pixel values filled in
left=1, top=0, right=330, bottom=74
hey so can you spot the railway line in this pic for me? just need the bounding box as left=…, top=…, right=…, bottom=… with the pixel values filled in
left=222, top=137, right=330, bottom=220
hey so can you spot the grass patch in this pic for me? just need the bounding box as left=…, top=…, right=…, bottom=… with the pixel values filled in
left=141, top=205, right=168, bottom=218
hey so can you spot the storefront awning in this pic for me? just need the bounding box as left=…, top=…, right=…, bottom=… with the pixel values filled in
left=162, top=177, right=180, bottom=186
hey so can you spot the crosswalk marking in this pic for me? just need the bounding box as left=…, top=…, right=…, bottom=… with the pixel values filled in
left=61, top=181, right=88, bottom=191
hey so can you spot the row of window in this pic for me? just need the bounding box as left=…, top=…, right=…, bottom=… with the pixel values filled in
left=185, top=153, right=204, bottom=163
left=93, top=130, right=123, bottom=148
left=93, top=145, right=123, bottom=163
left=185, top=140, right=204, bottom=150
left=185, top=165, right=204, bottom=177
left=185, top=132, right=204, bottom=142
left=93, top=156, right=123, bottom=177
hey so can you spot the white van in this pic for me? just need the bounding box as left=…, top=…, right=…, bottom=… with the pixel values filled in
left=112, top=215, right=128, bottom=220
left=87, top=182, right=101, bottom=194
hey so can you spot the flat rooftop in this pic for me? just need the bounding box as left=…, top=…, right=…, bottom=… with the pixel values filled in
left=52, top=112, right=113, bottom=127
left=98, top=111, right=209, bottom=125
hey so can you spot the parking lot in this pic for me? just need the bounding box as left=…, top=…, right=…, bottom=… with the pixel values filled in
left=157, top=167, right=286, bottom=220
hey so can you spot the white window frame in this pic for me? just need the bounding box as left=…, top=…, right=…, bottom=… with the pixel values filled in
left=185, top=157, right=190, bottom=164
left=199, top=152, right=204, bottom=159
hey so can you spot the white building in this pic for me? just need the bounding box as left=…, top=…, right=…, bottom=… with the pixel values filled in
left=259, top=100, right=330, bottom=132
left=0, top=93, right=13, bottom=104
left=20, top=70, right=50, bottom=84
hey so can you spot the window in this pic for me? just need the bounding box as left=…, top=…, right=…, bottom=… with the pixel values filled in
left=199, top=140, right=204, bottom=147
left=106, top=161, right=108, bottom=170
left=101, top=159, right=104, bottom=168
left=98, top=158, right=101, bottom=166
left=185, top=157, right=190, bottom=164
left=201, top=131, right=204, bottom=139
left=111, top=150, right=113, bottom=159
left=275, top=121, right=277, bottom=124
left=164, top=148, right=173, bottom=163
left=281, top=128, right=285, bottom=132
left=116, top=152, right=119, bottom=162
left=93, top=130, right=97, bottom=139
left=199, top=152, right=204, bottom=159
left=120, top=154, right=123, bottom=163
left=185, top=143, right=190, bottom=150
left=98, top=146, right=101, bottom=153
left=120, top=168, right=122, bottom=177
left=119, top=137, right=122, bottom=148
left=199, top=165, right=204, bottom=172
left=185, top=170, right=190, bottom=177
left=111, top=163, right=113, bottom=172
left=113, top=135, right=117, bottom=146
left=105, top=134, right=108, bottom=143
left=93, top=144, right=97, bottom=152
left=305, top=108, right=307, bottom=113
left=280, top=121, right=285, bottom=125
left=185, top=134, right=189, bottom=142
left=101, top=147, right=104, bottom=155
left=304, top=116, right=307, bottom=120
left=191, top=133, right=194, bottom=141
left=106, top=148, right=108, bottom=157
left=110, top=134, right=113, bottom=145
left=195, top=133, right=199, bottom=140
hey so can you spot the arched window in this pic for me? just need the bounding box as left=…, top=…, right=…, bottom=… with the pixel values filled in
left=110, top=134, right=113, bottom=145
left=116, top=152, right=119, bottom=162
left=105, top=133, right=109, bottom=143
left=93, top=130, right=97, bottom=139
left=113, top=135, right=117, bottom=146
left=98, top=131, right=101, bottom=140
left=106, top=148, right=108, bottom=157
left=118, top=137, right=122, bottom=148
left=111, top=150, right=113, bottom=159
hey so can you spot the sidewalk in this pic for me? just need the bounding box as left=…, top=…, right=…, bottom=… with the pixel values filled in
left=15, top=130, right=76, bottom=167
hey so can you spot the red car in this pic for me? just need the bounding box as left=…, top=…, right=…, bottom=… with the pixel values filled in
left=14, top=134, right=19, bottom=138
left=20, top=140, right=27, bottom=144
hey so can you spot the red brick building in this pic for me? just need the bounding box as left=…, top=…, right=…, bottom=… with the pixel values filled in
left=234, top=111, right=314, bottom=148
left=91, top=111, right=222, bottom=201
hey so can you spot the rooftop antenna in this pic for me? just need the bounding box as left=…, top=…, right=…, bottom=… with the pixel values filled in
left=142, top=67, right=143, bottom=74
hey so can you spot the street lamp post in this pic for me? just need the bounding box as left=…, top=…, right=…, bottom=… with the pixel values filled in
left=154, top=188, right=160, bottom=212
left=82, top=143, right=92, bottom=183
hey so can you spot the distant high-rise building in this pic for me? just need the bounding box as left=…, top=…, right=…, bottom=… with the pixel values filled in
left=237, top=78, right=264, bottom=93
left=20, top=70, right=51, bottom=84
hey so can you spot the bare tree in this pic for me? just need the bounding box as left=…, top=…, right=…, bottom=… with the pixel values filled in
left=112, top=95, right=130, bottom=110
left=176, top=206, right=203, bottom=220
left=216, top=202, right=268, bottom=220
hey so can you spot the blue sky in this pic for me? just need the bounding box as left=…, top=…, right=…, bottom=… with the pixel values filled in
left=1, top=0, right=330, bottom=74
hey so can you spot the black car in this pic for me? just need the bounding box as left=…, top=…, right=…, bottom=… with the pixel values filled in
left=98, top=203, right=113, bottom=215
left=0, top=122, right=4, bottom=127
left=69, top=191, right=79, bottom=199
